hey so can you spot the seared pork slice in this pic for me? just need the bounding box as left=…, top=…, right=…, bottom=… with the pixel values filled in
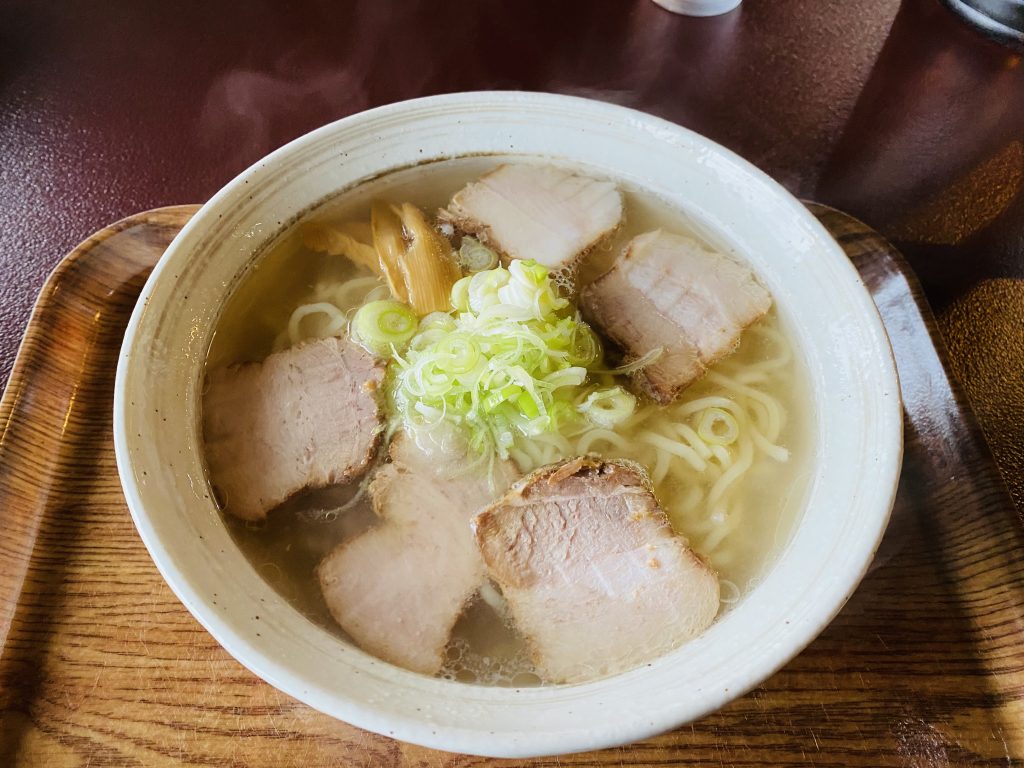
left=444, top=164, right=622, bottom=272
left=203, top=336, right=384, bottom=521
left=474, top=456, right=719, bottom=684
left=581, top=230, right=772, bottom=403
left=317, top=437, right=520, bottom=675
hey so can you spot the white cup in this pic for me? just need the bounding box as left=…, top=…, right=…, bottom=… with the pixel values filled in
left=652, top=0, right=742, bottom=16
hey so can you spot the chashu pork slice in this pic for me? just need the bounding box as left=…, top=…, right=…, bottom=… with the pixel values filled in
left=474, top=456, right=719, bottom=684
left=580, top=229, right=772, bottom=404
left=203, top=336, right=384, bottom=521
left=317, top=436, right=520, bottom=676
left=444, top=164, right=623, bottom=272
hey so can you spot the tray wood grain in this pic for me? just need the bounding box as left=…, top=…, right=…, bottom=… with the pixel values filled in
left=0, top=204, right=1021, bottom=767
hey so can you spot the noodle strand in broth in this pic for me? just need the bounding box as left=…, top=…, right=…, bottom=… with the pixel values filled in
left=206, top=157, right=811, bottom=687
left=279, top=270, right=796, bottom=577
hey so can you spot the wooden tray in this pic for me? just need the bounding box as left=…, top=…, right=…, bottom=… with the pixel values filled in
left=1, top=204, right=1021, bottom=767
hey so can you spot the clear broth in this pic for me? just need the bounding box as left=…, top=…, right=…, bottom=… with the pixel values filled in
left=206, top=156, right=813, bottom=685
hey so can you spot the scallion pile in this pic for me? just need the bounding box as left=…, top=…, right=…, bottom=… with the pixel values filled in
left=353, top=259, right=636, bottom=461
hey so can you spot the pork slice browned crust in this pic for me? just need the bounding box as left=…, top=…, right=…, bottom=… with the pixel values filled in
left=581, top=230, right=771, bottom=403
left=474, top=456, right=720, bottom=684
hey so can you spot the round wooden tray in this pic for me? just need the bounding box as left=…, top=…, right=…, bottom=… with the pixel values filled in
left=0, top=204, right=1021, bottom=766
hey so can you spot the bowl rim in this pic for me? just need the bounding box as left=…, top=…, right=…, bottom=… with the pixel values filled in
left=114, top=90, right=903, bottom=757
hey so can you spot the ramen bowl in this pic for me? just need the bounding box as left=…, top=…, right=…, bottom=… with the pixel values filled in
left=114, top=91, right=902, bottom=757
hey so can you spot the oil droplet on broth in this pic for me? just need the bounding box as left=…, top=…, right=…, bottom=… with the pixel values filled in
left=441, top=597, right=542, bottom=687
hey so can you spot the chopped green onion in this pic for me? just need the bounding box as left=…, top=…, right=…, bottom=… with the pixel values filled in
left=450, top=276, right=472, bottom=313
left=697, top=407, right=740, bottom=445
left=458, top=236, right=500, bottom=272
left=387, top=260, right=604, bottom=461
left=566, top=324, right=600, bottom=367
left=579, top=386, right=636, bottom=428
left=408, top=312, right=458, bottom=351
left=351, top=299, right=418, bottom=356
left=544, top=367, right=587, bottom=389
left=418, top=311, right=457, bottom=333
left=594, top=346, right=664, bottom=375
left=435, top=333, right=481, bottom=374
left=516, top=391, right=541, bottom=419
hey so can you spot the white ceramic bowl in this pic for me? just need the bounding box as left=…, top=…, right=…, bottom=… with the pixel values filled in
left=114, top=91, right=902, bottom=758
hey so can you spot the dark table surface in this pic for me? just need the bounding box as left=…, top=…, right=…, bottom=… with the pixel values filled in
left=1, top=0, right=1021, bottom=507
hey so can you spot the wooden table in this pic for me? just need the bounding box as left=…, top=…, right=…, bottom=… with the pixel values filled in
left=1, top=0, right=1022, bottom=764
left=1, top=0, right=1021, bottom=508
